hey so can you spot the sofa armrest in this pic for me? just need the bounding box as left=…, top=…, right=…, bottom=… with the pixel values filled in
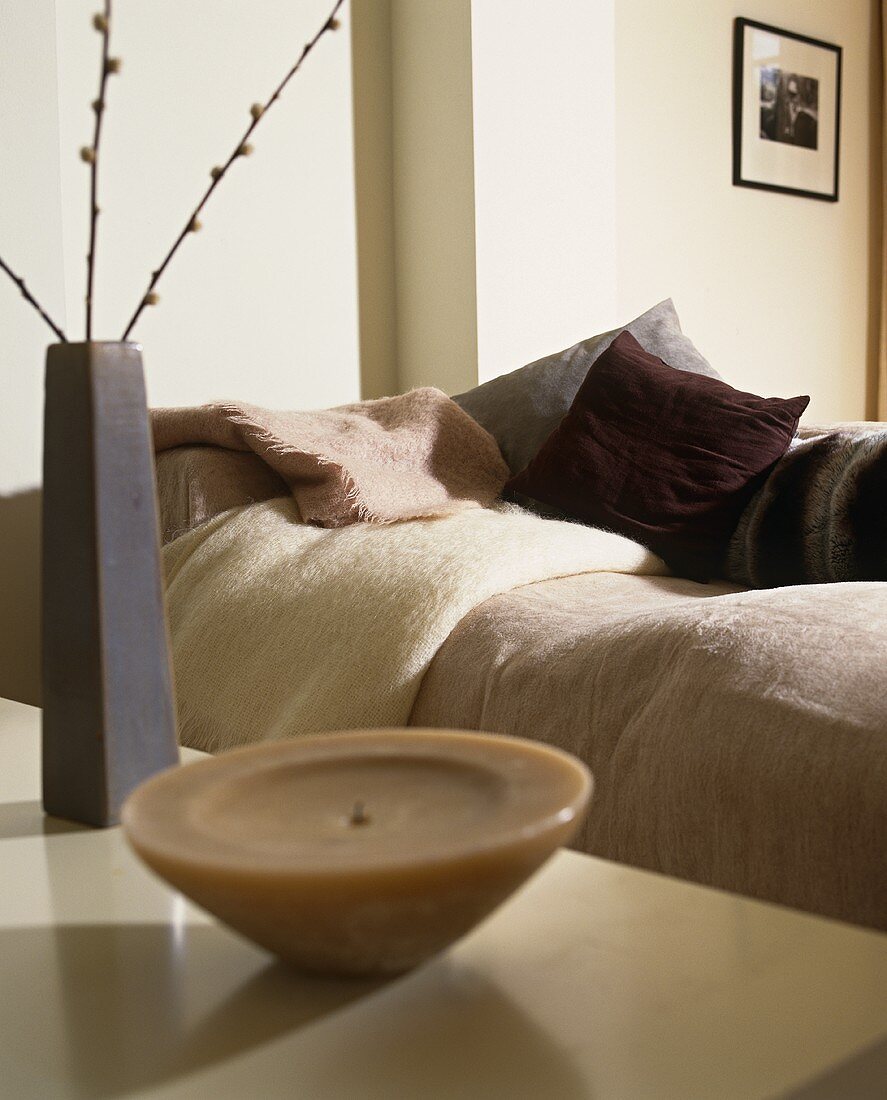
left=155, top=445, right=289, bottom=545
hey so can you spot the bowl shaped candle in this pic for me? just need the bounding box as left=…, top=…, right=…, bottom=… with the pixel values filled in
left=122, top=729, right=592, bottom=976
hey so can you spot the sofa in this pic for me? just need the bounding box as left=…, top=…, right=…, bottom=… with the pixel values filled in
left=153, top=302, right=887, bottom=934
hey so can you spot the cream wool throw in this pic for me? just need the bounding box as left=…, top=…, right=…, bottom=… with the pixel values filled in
left=164, top=499, right=668, bottom=752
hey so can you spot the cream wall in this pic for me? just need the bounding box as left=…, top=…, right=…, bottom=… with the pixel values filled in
left=614, top=0, right=876, bottom=420
left=0, top=0, right=66, bottom=494
left=0, top=0, right=64, bottom=706
left=54, top=0, right=360, bottom=417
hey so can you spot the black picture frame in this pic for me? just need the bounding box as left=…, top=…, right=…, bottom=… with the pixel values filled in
left=732, top=18, right=842, bottom=202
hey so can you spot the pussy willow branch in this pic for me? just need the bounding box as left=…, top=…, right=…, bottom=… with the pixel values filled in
left=86, top=0, right=112, bottom=340
left=0, top=255, right=67, bottom=342
left=120, top=0, right=346, bottom=342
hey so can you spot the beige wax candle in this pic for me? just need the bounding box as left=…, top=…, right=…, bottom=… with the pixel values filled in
left=123, top=729, right=592, bottom=976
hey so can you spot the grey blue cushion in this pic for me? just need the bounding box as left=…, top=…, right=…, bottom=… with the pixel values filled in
left=452, top=300, right=720, bottom=475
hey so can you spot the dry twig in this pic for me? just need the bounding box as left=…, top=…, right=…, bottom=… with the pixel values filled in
left=85, top=1, right=115, bottom=339
left=120, top=0, right=345, bottom=341
left=0, top=255, right=67, bottom=343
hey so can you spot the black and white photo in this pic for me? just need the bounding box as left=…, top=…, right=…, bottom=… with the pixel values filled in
left=760, top=68, right=819, bottom=149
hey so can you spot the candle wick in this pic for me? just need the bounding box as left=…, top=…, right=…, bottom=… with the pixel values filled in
left=349, top=801, right=370, bottom=827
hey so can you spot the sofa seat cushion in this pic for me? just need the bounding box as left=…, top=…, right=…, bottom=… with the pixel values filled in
left=410, top=571, right=887, bottom=932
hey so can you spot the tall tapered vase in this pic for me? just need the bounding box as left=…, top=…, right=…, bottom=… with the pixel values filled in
left=42, top=342, right=179, bottom=827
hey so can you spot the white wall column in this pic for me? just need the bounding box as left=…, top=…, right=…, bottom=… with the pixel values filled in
left=390, top=0, right=479, bottom=395
left=471, top=0, right=617, bottom=382
left=378, top=0, right=618, bottom=392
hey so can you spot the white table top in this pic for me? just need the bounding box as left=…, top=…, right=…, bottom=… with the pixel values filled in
left=2, top=696, right=886, bottom=1099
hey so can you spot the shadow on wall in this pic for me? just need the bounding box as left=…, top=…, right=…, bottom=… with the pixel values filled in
left=0, top=489, right=41, bottom=706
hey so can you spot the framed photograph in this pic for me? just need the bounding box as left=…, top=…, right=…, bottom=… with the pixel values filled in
left=733, top=18, right=842, bottom=202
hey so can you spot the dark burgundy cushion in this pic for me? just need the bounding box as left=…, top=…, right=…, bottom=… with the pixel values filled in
left=505, top=331, right=809, bottom=580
